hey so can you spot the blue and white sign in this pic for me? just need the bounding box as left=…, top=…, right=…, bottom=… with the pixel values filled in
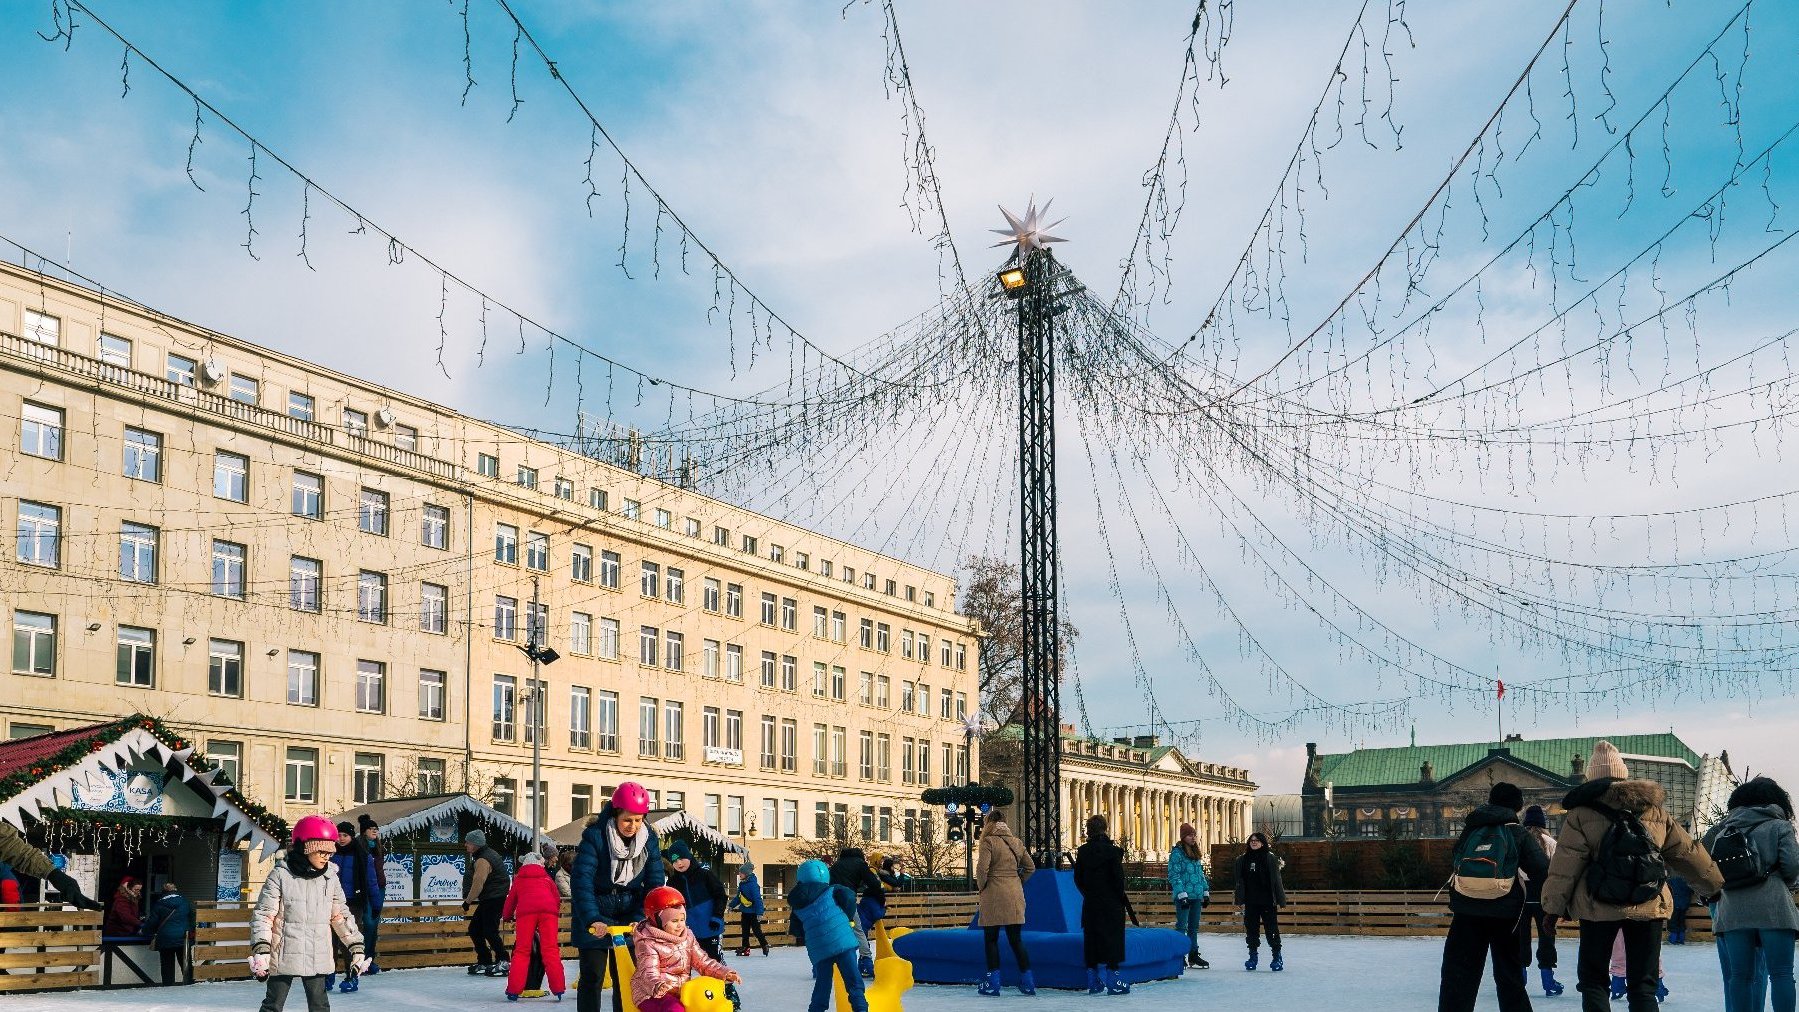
left=427, top=818, right=458, bottom=844
left=419, top=853, right=466, bottom=902
left=217, top=850, right=243, bottom=903
left=69, top=768, right=166, bottom=814
left=383, top=853, right=415, bottom=903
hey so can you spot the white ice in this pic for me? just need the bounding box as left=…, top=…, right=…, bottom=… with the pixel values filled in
left=2, top=936, right=1726, bottom=1011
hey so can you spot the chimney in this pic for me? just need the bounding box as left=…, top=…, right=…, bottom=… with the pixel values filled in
left=1303, top=743, right=1321, bottom=788
left=1420, top=760, right=1435, bottom=785
left=1572, top=754, right=1584, bottom=778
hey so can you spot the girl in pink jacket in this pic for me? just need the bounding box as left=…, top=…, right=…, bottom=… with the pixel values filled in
left=633, top=886, right=740, bottom=1012
left=503, top=853, right=567, bottom=1000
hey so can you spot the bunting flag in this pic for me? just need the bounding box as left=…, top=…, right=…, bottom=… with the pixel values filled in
left=1496, top=680, right=1506, bottom=701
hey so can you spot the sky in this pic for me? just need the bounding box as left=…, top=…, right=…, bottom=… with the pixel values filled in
left=4, top=0, right=1798, bottom=796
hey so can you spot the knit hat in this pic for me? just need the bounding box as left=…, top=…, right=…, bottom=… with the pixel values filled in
left=358, top=814, right=379, bottom=831
left=1585, top=740, right=1629, bottom=781
left=1523, top=805, right=1548, bottom=828
left=539, top=841, right=560, bottom=862
left=665, top=840, right=693, bottom=863
left=1488, top=782, right=1525, bottom=812
left=1179, top=822, right=1197, bottom=840
left=336, top=821, right=355, bottom=837
left=520, top=852, right=544, bottom=867
left=796, top=859, right=830, bottom=885
left=464, top=829, right=487, bottom=847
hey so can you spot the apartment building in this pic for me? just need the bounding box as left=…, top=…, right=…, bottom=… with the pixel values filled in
left=0, top=261, right=979, bottom=870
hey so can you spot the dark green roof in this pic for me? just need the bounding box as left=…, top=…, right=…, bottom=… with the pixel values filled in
left=1316, top=733, right=1699, bottom=789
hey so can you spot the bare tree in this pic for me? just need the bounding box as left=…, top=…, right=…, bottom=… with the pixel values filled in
left=960, top=557, right=1079, bottom=729
left=786, top=815, right=872, bottom=866
left=903, top=812, right=955, bottom=879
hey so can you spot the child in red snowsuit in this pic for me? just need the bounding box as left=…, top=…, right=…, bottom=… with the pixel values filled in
left=503, top=853, right=567, bottom=1000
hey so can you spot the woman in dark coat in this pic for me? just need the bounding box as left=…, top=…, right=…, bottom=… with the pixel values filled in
left=1232, top=832, right=1287, bottom=971
left=1073, top=814, right=1131, bottom=995
left=571, top=782, right=664, bottom=1012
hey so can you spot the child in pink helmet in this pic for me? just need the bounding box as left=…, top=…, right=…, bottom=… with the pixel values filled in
left=250, top=815, right=367, bottom=1011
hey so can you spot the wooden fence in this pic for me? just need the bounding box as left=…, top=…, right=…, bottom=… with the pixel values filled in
left=0, top=905, right=100, bottom=993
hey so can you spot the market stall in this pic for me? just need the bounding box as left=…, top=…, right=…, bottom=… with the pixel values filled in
left=329, top=793, right=533, bottom=904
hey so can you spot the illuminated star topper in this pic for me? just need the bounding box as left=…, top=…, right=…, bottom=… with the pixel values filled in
left=990, top=197, right=1068, bottom=254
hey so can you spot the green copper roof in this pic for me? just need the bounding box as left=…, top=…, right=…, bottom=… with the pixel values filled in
left=1315, top=733, right=1700, bottom=789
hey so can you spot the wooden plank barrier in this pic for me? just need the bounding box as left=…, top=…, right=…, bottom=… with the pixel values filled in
left=0, top=904, right=101, bottom=993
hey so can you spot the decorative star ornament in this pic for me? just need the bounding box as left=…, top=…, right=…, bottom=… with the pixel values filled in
left=990, top=197, right=1068, bottom=254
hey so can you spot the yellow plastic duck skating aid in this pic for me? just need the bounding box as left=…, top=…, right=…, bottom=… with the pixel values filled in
left=680, top=976, right=737, bottom=1012
left=833, top=921, right=915, bottom=1012
left=600, top=923, right=732, bottom=1012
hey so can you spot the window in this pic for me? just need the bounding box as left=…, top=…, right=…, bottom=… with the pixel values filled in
left=705, top=794, right=721, bottom=829
left=598, top=618, right=620, bottom=660
left=572, top=544, right=593, bottom=583
left=741, top=535, right=758, bottom=555
left=859, top=618, right=874, bottom=649
left=208, top=639, right=244, bottom=697
left=571, top=685, right=592, bottom=749
left=956, top=743, right=971, bottom=782
left=762, top=797, right=778, bottom=837
left=521, top=678, right=546, bottom=746
left=924, top=591, right=936, bottom=608
left=288, top=391, right=315, bottom=421
left=417, top=757, right=447, bottom=794
left=23, top=309, right=59, bottom=346
left=423, top=504, right=450, bottom=549
left=292, top=472, right=323, bottom=518
left=859, top=671, right=874, bottom=706
left=357, top=571, right=388, bottom=624
left=769, top=544, right=785, bottom=564
left=359, top=488, right=390, bottom=536
left=116, top=626, right=155, bottom=687
left=726, top=583, right=743, bottom=618
left=554, top=476, right=574, bottom=500
left=494, top=596, right=518, bottom=640
left=477, top=452, right=499, bottom=478
left=760, top=651, right=777, bottom=688
left=664, top=630, right=684, bottom=671
left=821, top=560, right=834, bottom=579
left=780, top=719, right=798, bottom=773
left=345, top=409, right=369, bottom=436
left=493, top=779, right=516, bottom=817
left=727, top=795, right=744, bottom=835
left=917, top=739, right=931, bottom=784
left=290, top=556, right=321, bottom=612
left=22, top=403, right=64, bottom=460
left=597, top=690, right=619, bottom=752
left=831, top=611, right=846, bottom=643
left=394, top=425, right=418, bottom=452
left=572, top=785, right=594, bottom=820
left=166, top=353, right=197, bottom=386
left=495, top=524, right=519, bottom=565
left=859, top=731, right=875, bottom=780
left=654, top=508, right=672, bottom=529
left=571, top=611, right=593, bottom=655
left=599, top=550, right=621, bottom=589
left=861, top=806, right=874, bottom=838
left=942, top=640, right=954, bottom=666
left=286, top=650, right=320, bottom=706
left=781, top=597, right=798, bottom=631
left=917, top=682, right=932, bottom=716
left=901, top=682, right=915, bottom=712
left=493, top=675, right=518, bottom=741
left=917, top=635, right=931, bottom=665
left=98, top=333, right=131, bottom=366
left=942, top=743, right=955, bottom=786
left=663, top=700, right=685, bottom=760
left=760, top=593, right=777, bottom=626
left=345, top=753, right=384, bottom=804
left=865, top=573, right=877, bottom=590
left=212, top=540, right=246, bottom=598
left=285, top=748, right=318, bottom=803
left=636, top=693, right=658, bottom=754
left=213, top=451, right=248, bottom=502
left=956, top=643, right=967, bottom=670
left=902, top=630, right=914, bottom=660
left=621, top=498, right=640, bottom=521
left=885, top=579, right=898, bottom=597
left=813, top=607, right=829, bottom=638
left=206, top=741, right=241, bottom=787
left=419, top=669, right=446, bottom=720
left=813, top=662, right=828, bottom=698
left=830, top=726, right=847, bottom=778
left=421, top=582, right=448, bottom=634
left=17, top=501, right=60, bottom=568
left=589, top=488, right=608, bottom=511
left=713, top=526, right=730, bottom=546
left=639, top=626, right=659, bottom=666
left=901, top=737, right=916, bottom=784
left=877, top=733, right=892, bottom=781
left=760, top=716, right=778, bottom=770
left=703, top=639, right=721, bottom=679
left=781, top=655, right=797, bottom=692
left=876, top=675, right=891, bottom=708
left=795, top=552, right=809, bottom=571
left=725, top=644, right=743, bottom=683
left=879, top=807, right=893, bottom=842
left=782, top=799, right=799, bottom=838
left=684, top=518, right=701, bottom=538
left=123, top=427, right=162, bottom=482
left=703, top=706, right=722, bottom=749
left=843, top=566, right=855, bottom=585
left=228, top=373, right=259, bottom=405
left=641, top=562, right=661, bottom=598
left=876, top=623, right=892, bottom=652
left=812, top=724, right=828, bottom=776
left=526, top=532, right=549, bottom=571
left=941, top=687, right=954, bottom=720
left=956, top=692, right=968, bottom=720
left=666, top=568, right=685, bottom=605
left=831, top=666, right=846, bottom=701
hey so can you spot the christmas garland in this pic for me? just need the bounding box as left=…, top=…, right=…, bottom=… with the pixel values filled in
left=0, top=714, right=288, bottom=841
left=919, top=784, right=1014, bottom=808
left=29, top=808, right=221, bottom=860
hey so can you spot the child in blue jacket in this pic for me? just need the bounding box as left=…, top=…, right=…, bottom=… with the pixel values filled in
left=789, top=860, right=867, bottom=1012
left=733, top=865, right=769, bottom=956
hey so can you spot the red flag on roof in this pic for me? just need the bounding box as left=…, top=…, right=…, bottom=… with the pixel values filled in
left=1496, top=680, right=1506, bottom=700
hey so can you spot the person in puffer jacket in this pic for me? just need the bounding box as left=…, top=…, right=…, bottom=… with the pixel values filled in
left=1703, top=775, right=1799, bottom=1012
left=790, top=859, right=867, bottom=1012
left=503, top=853, right=567, bottom=1000
left=251, top=815, right=366, bottom=1012
left=632, top=885, right=740, bottom=1012
left=1166, top=823, right=1211, bottom=970
left=572, top=782, right=664, bottom=1012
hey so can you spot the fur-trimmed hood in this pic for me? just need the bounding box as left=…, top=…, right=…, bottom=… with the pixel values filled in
left=1562, top=776, right=1665, bottom=815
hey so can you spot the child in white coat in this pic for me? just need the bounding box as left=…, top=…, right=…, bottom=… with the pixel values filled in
left=251, top=815, right=367, bottom=1011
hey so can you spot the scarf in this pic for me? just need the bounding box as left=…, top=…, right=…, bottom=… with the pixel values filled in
left=607, top=821, right=650, bottom=887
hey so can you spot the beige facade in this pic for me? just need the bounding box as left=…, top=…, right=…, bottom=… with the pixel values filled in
left=1057, top=735, right=1255, bottom=860
left=0, top=262, right=979, bottom=871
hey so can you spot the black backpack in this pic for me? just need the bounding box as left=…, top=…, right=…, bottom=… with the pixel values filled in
left=1585, top=803, right=1667, bottom=906
left=1708, top=823, right=1770, bottom=891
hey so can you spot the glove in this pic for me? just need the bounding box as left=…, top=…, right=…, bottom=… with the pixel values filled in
left=1176, top=891, right=1188, bottom=902
left=349, top=953, right=372, bottom=978
left=249, top=952, right=271, bottom=979
left=47, top=870, right=104, bottom=911
left=707, top=917, right=725, bottom=939
left=463, top=902, right=472, bottom=914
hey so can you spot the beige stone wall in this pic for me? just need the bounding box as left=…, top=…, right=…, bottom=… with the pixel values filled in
left=0, top=263, right=979, bottom=864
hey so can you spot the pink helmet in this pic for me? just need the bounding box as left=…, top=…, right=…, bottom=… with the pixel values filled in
left=611, top=782, right=651, bottom=816
left=291, top=815, right=338, bottom=844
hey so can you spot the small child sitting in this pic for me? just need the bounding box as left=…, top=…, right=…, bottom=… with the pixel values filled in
left=789, top=859, right=867, bottom=1012
left=633, top=885, right=741, bottom=1012
left=503, top=852, right=567, bottom=1001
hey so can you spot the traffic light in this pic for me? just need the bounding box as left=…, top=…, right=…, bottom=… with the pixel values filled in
left=946, top=812, right=965, bottom=842
left=969, top=810, right=985, bottom=841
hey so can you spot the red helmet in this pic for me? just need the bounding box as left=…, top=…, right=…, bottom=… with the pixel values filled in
left=644, top=885, right=685, bottom=922
left=291, top=815, right=338, bottom=844
left=611, top=781, right=651, bottom=816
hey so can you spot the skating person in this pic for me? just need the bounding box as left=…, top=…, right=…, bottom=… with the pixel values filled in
left=572, top=781, right=665, bottom=1012
left=1437, top=782, right=1550, bottom=1012
left=1540, top=740, right=1723, bottom=1012
left=522, top=842, right=574, bottom=998
left=1702, top=775, right=1799, bottom=1012
left=829, top=847, right=886, bottom=978
left=974, top=808, right=1036, bottom=996
left=331, top=822, right=378, bottom=992
left=1606, top=931, right=1668, bottom=1002
left=143, top=881, right=196, bottom=986
left=462, top=830, right=514, bottom=978
left=789, top=859, right=868, bottom=1012
left=731, top=865, right=769, bottom=957
left=665, top=840, right=728, bottom=962
left=632, top=885, right=741, bottom=1012
left=502, top=852, right=567, bottom=1002
left=1665, top=874, right=1692, bottom=946
left=250, top=815, right=368, bottom=1012
left=1166, top=822, right=1211, bottom=969
left=0, top=823, right=102, bottom=910
left=1074, top=814, right=1132, bottom=994
left=1517, top=806, right=1564, bottom=996
left=879, top=857, right=912, bottom=896
left=355, top=816, right=386, bottom=973
left=1233, top=832, right=1287, bottom=972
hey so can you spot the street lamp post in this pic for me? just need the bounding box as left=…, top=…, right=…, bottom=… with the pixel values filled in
left=519, top=575, right=560, bottom=853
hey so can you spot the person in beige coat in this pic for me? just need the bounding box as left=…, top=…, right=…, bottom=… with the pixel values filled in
left=1540, top=741, right=1723, bottom=1012
left=974, top=809, right=1037, bottom=996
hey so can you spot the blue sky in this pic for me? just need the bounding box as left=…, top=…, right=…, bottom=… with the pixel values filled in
left=6, top=1, right=1799, bottom=795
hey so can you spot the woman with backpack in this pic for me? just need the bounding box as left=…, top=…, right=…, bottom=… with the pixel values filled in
left=1540, top=741, right=1723, bottom=1011
left=1702, top=775, right=1799, bottom=1012
left=1438, top=783, right=1550, bottom=1012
